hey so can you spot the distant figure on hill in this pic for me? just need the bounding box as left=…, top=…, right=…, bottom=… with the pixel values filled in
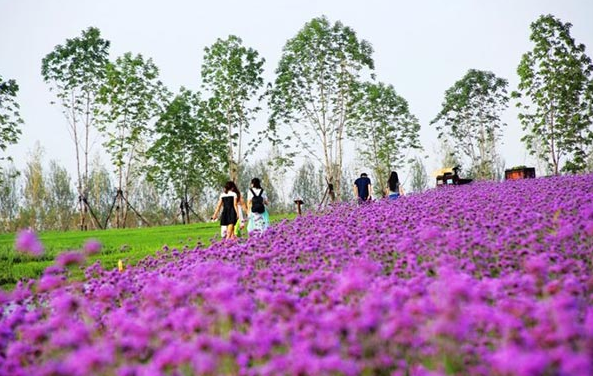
left=385, top=171, right=405, bottom=200
left=247, top=177, right=270, bottom=234
left=353, top=173, right=372, bottom=203
left=211, top=181, right=239, bottom=240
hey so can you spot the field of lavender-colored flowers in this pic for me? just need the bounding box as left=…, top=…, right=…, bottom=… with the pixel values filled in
left=2, top=174, right=593, bottom=376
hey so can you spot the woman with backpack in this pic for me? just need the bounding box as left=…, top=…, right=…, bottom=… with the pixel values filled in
left=247, top=177, right=270, bottom=234
left=211, top=181, right=239, bottom=239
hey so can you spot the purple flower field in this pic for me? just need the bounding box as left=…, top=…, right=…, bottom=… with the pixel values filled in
left=2, top=174, right=593, bottom=376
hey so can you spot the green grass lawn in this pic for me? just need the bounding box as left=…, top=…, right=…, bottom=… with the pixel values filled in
left=0, top=213, right=295, bottom=290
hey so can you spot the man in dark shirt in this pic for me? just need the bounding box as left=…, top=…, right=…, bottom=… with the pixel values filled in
left=353, top=173, right=372, bottom=203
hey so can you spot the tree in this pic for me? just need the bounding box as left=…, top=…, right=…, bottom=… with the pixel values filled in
left=41, top=27, right=110, bottom=229
left=131, top=177, right=177, bottom=226
left=290, top=159, right=323, bottom=208
left=349, top=81, right=422, bottom=193
left=410, top=157, right=428, bottom=193
left=45, top=160, right=76, bottom=231
left=21, top=143, right=46, bottom=230
left=97, top=52, right=168, bottom=228
left=87, top=155, right=114, bottom=229
left=0, top=164, right=20, bottom=232
left=146, top=88, right=226, bottom=224
left=0, top=76, right=23, bottom=176
left=340, top=167, right=357, bottom=202
left=201, top=35, right=265, bottom=182
left=440, top=140, right=463, bottom=170
left=268, top=16, right=374, bottom=200
left=513, top=14, right=593, bottom=175
left=431, top=69, right=509, bottom=180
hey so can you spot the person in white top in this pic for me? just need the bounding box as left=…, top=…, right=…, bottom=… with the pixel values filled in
left=246, top=177, right=270, bottom=234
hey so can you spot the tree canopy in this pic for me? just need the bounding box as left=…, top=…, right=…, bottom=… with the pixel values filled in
left=268, top=16, right=374, bottom=199
left=349, top=81, right=421, bottom=192
left=513, top=14, right=593, bottom=175
left=0, top=76, right=23, bottom=172
left=146, top=88, right=226, bottom=223
left=41, top=26, right=110, bottom=230
left=201, top=35, right=265, bottom=182
left=431, top=69, right=508, bottom=180
left=41, top=26, right=110, bottom=193
left=96, top=52, right=169, bottom=227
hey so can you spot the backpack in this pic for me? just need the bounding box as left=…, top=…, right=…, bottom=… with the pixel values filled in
left=250, top=188, right=265, bottom=213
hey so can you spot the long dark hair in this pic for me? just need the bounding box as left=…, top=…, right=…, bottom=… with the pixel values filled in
left=251, top=177, right=262, bottom=189
left=230, top=181, right=241, bottom=201
left=388, top=171, right=400, bottom=192
left=224, top=181, right=235, bottom=193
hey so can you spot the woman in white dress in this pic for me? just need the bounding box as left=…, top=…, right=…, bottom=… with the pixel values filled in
left=211, top=181, right=239, bottom=239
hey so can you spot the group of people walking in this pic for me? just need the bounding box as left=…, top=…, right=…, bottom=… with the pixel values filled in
left=353, top=171, right=405, bottom=203
left=211, top=178, right=270, bottom=240
left=212, top=171, right=403, bottom=240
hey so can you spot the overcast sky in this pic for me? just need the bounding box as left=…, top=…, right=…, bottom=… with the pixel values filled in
left=1, top=0, right=593, bottom=186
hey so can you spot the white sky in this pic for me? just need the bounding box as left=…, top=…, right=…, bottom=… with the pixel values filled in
left=1, top=0, right=593, bottom=188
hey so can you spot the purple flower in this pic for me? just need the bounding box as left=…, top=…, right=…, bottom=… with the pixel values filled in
left=560, top=353, right=592, bottom=376
left=61, top=344, right=115, bottom=376
left=0, top=289, right=10, bottom=305
left=585, top=220, right=593, bottom=236
left=418, top=225, right=441, bottom=242
left=36, top=274, right=65, bottom=292
left=50, top=291, right=81, bottom=313
left=491, top=346, right=550, bottom=376
left=55, top=251, right=86, bottom=267
left=43, top=264, right=66, bottom=275
left=584, top=307, right=593, bottom=337
left=49, top=324, right=90, bottom=348
left=15, top=229, right=44, bottom=256
left=83, top=239, right=102, bottom=255
left=116, top=365, right=140, bottom=376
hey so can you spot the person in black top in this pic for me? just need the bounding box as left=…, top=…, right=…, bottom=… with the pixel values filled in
left=211, top=181, right=239, bottom=239
left=353, top=173, right=372, bottom=203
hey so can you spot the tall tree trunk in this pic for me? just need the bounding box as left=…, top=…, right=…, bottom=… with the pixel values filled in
left=550, top=105, right=559, bottom=175
left=116, top=118, right=126, bottom=228
left=81, top=92, right=91, bottom=230
left=227, top=110, right=238, bottom=182
left=117, top=167, right=123, bottom=229
left=71, top=91, right=86, bottom=231
left=184, top=185, right=190, bottom=224
left=184, top=201, right=188, bottom=225
left=335, top=139, right=343, bottom=201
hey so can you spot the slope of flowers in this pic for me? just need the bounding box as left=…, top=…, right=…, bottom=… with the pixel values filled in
left=2, top=174, right=593, bottom=376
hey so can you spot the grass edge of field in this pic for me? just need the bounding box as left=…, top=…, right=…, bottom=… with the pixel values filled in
left=0, top=213, right=296, bottom=290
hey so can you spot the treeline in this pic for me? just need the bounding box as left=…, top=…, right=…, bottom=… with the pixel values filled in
left=1, top=14, right=593, bottom=231
left=0, top=147, right=427, bottom=233
left=0, top=148, right=297, bottom=232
